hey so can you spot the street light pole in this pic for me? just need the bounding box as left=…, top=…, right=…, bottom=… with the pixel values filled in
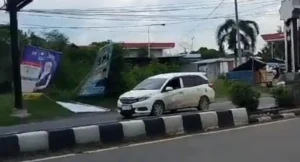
left=191, top=37, right=195, bottom=51
left=148, top=26, right=151, bottom=57
left=234, top=0, right=242, bottom=65
left=147, top=23, right=165, bottom=57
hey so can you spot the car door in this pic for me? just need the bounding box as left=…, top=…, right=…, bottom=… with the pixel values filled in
left=181, top=75, right=198, bottom=107
left=194, top=75, right=210, bottom=105
left=196, top=76, right=212, bottom=97
left=162, top=77, right=185, bottom=110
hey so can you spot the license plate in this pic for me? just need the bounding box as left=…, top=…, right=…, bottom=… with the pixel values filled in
left=122, top=105, right=132, bottom=110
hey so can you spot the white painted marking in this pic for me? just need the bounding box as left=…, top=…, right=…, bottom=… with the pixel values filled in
left=23, top=154, right=76, bottom=162
left=24, top=118, right=299, bottom=162
left=258, top=116, right=272, bottom=122
left=282, top=113, right=296, bottom=118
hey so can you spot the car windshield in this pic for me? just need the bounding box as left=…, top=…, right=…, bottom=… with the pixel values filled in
left=133, top=78, right=167, bottom=90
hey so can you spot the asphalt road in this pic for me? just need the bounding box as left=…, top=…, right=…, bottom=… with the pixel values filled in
left=0, top=97, right=275, bottom=136
left=40, top=117, right=300, bottom=162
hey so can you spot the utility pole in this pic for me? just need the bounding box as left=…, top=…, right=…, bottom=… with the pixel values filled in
left=5, top=0, right=33, bottom=117
left=191, top=37, right=195, bottom=51
left=234, top=0, right=242, bottom=65
left=147, top=23, right=165, bottom=57
left=271, top=42, right=274, bottom=59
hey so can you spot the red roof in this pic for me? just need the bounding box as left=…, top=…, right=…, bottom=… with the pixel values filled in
left=261, top=33, right=284, bottom=42
left=122, top=42, right=175, bottom=49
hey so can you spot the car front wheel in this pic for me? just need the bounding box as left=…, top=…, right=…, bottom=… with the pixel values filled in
left=151, top=100, right=165, bottom=116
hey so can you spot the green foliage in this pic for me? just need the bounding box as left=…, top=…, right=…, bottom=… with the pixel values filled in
left=228, top=82, right=261, bottom=111
left=271, top=86, right=294, bottom=107
left=106, top=44, right=127, bottom=97
left=122, top=60, right=181, bottom=90
left=0, top=27, right=181, bottom=101
left=198, top=47, right=225, bottom=59
left=216, top=19, right=259, bottom=64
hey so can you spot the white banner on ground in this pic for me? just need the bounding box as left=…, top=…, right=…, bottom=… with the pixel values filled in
left=56, top=101, right=110, bottom=113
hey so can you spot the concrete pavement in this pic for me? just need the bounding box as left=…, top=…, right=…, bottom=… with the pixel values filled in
left=39, top=117, right=300, bottom=162
left=0, top=97, right=275, bottom=136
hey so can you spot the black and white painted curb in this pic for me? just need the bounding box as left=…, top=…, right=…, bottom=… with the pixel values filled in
left=0, top=108, right=250, bottom=156
left=249, top=111, right=300, bottom=124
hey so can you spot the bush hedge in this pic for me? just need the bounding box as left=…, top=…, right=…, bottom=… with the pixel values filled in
left=228, top=81, right=261, bottom=111
left=270, top=84, right=300, bottom=108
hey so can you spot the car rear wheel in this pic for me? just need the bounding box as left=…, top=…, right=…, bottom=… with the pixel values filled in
left=151, top=101, right=165, bottom=116
left=197, top=96, right=209, bottom=111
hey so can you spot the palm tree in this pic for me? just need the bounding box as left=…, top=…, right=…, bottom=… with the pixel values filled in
left=216, top=19, right=259, bottom=65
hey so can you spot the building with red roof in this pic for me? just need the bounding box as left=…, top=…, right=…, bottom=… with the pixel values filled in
left=261, top=33, right=284, bottom=42
left=122, top=42, right=175, bottom=58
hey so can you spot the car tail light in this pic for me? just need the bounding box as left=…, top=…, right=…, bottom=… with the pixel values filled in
left=208, top=82, right=213, bottom=88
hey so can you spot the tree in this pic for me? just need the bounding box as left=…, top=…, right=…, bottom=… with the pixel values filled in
left=216, top=19, right=259, bottom=65
left=193, top=47, right=224, bottom=59
left=43, top=30, right=69, bottom=51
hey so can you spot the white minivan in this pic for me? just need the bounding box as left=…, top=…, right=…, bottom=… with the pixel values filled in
left=117, top=72, right=215, bottom=118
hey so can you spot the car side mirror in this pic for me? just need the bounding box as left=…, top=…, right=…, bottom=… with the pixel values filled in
left=165, top=86, right=174, bottom=92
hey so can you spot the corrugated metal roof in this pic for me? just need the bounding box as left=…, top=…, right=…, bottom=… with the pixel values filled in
left=192, top=58, right=234, bottom=64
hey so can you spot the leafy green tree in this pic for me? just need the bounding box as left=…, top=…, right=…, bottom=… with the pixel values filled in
left=197, top=47, right=224, bottom=59
left=43, top=30, right=69, bottom=51
left=216, top=19, right=259, bottom=65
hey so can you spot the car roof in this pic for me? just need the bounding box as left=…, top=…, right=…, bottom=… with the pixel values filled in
left=149, top=72, right=207, bottom=79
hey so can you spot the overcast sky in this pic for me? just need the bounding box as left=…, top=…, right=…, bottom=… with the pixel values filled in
left=0, top=0, right=282, bottom=53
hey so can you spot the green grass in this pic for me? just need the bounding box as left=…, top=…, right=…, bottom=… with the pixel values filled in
left=213, top=79, right=229, bottom=98
left=0, top=94, right=73, bottom=126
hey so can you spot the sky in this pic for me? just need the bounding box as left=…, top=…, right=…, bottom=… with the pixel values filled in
left=0, top=0, right=282, bottom=54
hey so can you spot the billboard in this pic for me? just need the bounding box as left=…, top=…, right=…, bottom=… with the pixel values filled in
left=78, top=43, right=113, bottom=96
left=21, top=45, right=62, bottom=93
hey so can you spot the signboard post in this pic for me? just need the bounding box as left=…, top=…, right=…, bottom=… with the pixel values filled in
left=78, top=43, right=113, bottom=97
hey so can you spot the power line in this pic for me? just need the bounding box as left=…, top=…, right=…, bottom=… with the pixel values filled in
left=179, top=1, right=279, bottom=41
left=21, top=0, right=277, bottom=12
left=206, top=0, right=226, bottom=18
left=20, top=0, right=277, bottom=15
left=18, top=12, right=277, bottom=30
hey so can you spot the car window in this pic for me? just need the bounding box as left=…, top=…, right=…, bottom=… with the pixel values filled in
left=195, top=75, right=209, bottom=85
left=182, top=75, right=208, bottom=87
left=182, top=76, right=196, bottom=87
left=133, top=78, right=167, bottom=90
left=164, top=78, right=181, bottom=90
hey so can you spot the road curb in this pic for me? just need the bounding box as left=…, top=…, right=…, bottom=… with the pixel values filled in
left=249, top=111, right=300, bottom=124
left=0, top=108, right=254, bottom=156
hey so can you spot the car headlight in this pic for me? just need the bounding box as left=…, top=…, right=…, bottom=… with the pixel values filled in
left=137, top=96, right=150, bottom=102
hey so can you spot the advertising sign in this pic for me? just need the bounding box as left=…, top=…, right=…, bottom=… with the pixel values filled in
left=21, top=45, right=62, bottom=93
left=78, top=43, right=113, bottom=96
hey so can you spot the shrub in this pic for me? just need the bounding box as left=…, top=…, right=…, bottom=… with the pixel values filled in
left=271, top=86, right=294, bottom=107
left=228, top=82, right=261, bottom=112
left=121, top=60, right=181, bottom=91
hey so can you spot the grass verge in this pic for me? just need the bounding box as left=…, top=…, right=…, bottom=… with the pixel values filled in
left=0, top=94, right=73, bottom=126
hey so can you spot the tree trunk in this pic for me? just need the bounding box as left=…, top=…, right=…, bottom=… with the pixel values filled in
left=234, top=48, right=238, bottom=67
